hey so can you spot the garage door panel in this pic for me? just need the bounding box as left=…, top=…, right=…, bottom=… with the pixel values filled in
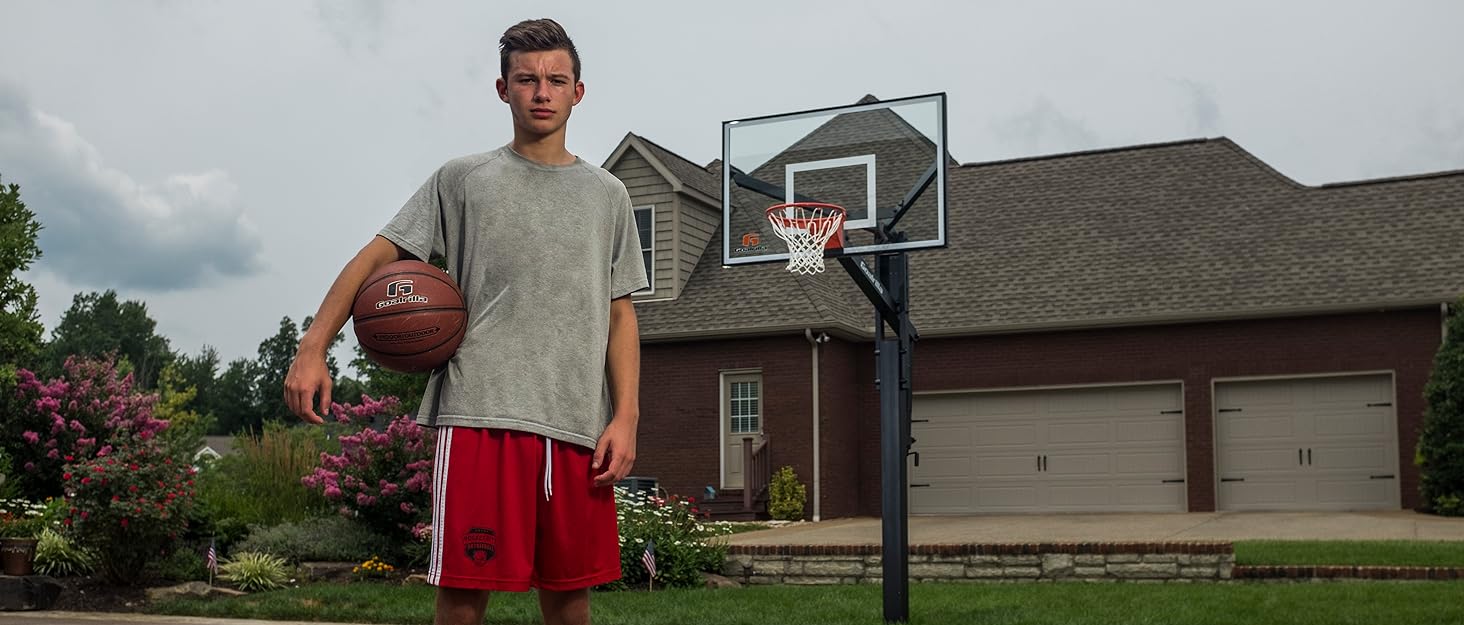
left=1046, top=389, right=1111, bottom=415
left=975, top=454, right=1041, bottom=478
left=1317, top=479, right=1392, bottom=505
left=1115, top=386, right=1182, bottom=411
left=916, top=455, right=972, bottom=479
left=914, top=395, right=973, bottom=418
left=1314, top=411, right=1387, bottom=437
left=1218, top=381, right=1296, bottom=409
left=1117, top=419, right=1183, bottom=444
left=1046, top=422, right=1110, bottom=445
left=1221, top=415, right=1298, bottom=441
left=911, top=486, right=972, bottom=513
left=1047, top=483, right=1113, bottom=507
left=1223, top=447, right=1302, bottom=472
left=1114, top=451, right=1184, bottom=474
left=973, top=423, right=1039, bottom=447
left=971, top=394, right=1040, bottom=419
left=1221, top=480, right=1299, bottom=507
left=919, top=425, right=972, bottom=449
left=1313, top=446, right=1391, bottom=471
left=1117, top=483, right=1186, bottom=508
left=1046, top=453, right=1109, bottom=475
left=1310, top=376, right=1390, bottom=405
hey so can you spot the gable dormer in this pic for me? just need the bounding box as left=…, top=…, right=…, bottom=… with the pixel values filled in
left=603, top=133, right=721, bottom=301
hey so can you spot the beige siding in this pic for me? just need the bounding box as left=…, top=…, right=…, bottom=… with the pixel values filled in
left=611, top=151, right=675, bottom=296
left=679, top=196, right=719, bottom=288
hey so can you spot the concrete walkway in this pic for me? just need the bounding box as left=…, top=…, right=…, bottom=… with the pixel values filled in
left=725, top=511, right=1464, bottom=545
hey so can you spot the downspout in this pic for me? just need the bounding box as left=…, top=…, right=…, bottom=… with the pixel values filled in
left=804, top=329, right=829, bottom=521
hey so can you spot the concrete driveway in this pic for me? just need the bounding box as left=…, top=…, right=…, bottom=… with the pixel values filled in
left=725, top=511, right=1464, bottom=545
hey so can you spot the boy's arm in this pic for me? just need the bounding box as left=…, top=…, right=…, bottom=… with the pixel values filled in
left=285, top=235, right=412, bottom=424
left=593, top=295, right=641, bottom=486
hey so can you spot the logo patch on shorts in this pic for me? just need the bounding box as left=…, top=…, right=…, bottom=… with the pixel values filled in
left=463, top=527, right=496, bottom=565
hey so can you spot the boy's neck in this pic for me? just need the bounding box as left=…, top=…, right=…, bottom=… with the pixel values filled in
left=511, top=133, right=576, bottom=166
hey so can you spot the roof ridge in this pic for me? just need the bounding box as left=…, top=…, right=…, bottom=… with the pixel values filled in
left=632, top=133, right=715, bottom=179
left=960, top=137, right=1214, bottom=168
left=1319, top=167, right=1464, bottom=189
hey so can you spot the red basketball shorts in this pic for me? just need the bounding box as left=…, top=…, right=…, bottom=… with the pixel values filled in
left=426, top=427, right=622, bottom=591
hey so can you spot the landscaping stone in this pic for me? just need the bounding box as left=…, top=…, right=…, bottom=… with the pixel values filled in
left=300, top=561, right=358, bottom=582
left=909, top=563, right=964, bottom=578
left=969, top=555, right=1002, bottom=566
left=1106, top=554, right=1141, bottom=564
left=1074, top=567, right=1108, bottom=577
left=802, top=560, right=864, bottom=577
left=1142, top=554, right=1177, bottom=564
left=1002, top=567, right=1042, bottom=579
left=404, top=574, right=430, bottom=585
left=144, top=581, right=246, bottom=603
left=967, top=567, right=1008, bottom=579
left=702, top=573, right=741, bottom=589
left=1109, top=563, right=1179, bottom=579
left=785, top=576, right=841, bottom=585
left=1042, top=554, right=1075, bottom=578
left=1074, top=555, right=1105, bottom=566
left=0, top=575, right=62, bottom=611
left=999, top=555, right=1041, bottom=566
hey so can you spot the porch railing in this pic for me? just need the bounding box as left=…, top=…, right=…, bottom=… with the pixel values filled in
left=742, top=435, right=770, bottom=513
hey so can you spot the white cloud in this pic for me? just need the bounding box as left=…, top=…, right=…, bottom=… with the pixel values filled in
left=0, top=83, right=264, bottom=292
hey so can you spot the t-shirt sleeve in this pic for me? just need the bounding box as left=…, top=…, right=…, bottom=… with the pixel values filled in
left=608, top=181, right=650, bottom=299
left=378, top=168, right=449, bottom=263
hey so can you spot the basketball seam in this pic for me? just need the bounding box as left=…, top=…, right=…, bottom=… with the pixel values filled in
left=360, top=322, right=467, bottom=358
left=353, top=305, right=468, bottom=322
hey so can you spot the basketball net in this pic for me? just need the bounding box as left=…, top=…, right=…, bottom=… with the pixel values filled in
left=765, top=203, right=847, bottom=275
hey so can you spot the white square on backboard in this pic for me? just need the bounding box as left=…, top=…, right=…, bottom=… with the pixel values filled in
left=785, top=154, right=877, bottom=230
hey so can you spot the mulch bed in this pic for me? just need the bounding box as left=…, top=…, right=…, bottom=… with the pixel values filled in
left=49, top=574, right=154, bottom=613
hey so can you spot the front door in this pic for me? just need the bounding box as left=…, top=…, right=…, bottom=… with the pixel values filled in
left=722, top=373, right=762, bottom=490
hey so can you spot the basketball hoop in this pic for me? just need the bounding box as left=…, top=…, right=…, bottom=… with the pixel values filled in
left=764, top=202, right=846, bottom=274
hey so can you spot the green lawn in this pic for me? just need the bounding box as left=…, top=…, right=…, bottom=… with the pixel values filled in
left=1234, top=540, right=1464, bottom=567
left=151, top=580, right=1464, bottom=625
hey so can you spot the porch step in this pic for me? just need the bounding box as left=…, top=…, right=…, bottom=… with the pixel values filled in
left=700, top=490, right=769, bottom=522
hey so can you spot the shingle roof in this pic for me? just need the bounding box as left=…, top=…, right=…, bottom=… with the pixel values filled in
left=632, top=136, right=1464, bottom=341
left=631, top=134, right=722, bottom=200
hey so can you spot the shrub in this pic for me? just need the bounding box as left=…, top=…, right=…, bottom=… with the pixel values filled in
left=235, top=516, right=394, bottom=564
left=154, top=545, right=207, bottom=583
left=194, top=421, right=333, bottom=534
left=610, top=488, right=726, bottom=590
left=219, top=551, right=291, bottom=592
left=34, top=527, right=96, bottom=577
left=768, top=466, right=806, bottom=521
left=61, top=440, right=195, bottom=585
left=0, top=498, right=50, bottom=538
left=1420, top=296, right=1464, bottom=515
left=8, top=357, right=167, bottom=499
left=302, top=399, right=434, bottom=540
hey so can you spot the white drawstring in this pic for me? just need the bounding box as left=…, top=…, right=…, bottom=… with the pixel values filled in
left=543, top=436, right=554, bottom=501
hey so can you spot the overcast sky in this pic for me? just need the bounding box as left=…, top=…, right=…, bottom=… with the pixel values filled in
left=1, top=1, right=1462, bottom=375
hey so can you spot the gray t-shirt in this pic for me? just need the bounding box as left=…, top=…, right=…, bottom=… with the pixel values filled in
left=377, top=145, right=649, bottom=449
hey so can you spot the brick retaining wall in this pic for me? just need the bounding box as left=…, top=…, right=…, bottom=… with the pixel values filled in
left=723, top=543, right=1235, bottom=584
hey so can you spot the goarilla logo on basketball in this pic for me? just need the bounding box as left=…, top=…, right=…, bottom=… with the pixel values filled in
left=377, top=279, right=428, bottom=310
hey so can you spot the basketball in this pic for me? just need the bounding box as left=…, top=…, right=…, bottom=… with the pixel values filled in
left=352, top=260, right=467, bottom=373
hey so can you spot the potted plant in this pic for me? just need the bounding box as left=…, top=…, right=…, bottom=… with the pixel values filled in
left=0, top=498, right=50, bottom=576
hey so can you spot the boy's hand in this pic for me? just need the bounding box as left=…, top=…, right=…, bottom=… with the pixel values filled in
left=592, top=416, right=638, bottom=487
left=284, top=351, right=332, bottom=425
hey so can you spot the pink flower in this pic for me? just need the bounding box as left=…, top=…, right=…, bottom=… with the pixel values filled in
left=21, top=431, right=39, bottom=444
left=324, top=485, right=343, bottom=500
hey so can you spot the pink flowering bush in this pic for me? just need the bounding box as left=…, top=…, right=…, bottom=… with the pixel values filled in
left=302, top=396, right=434, bottom=540
left=62, top=440, right=196, bottom=585
left=7, top=357, right=167, bottom=499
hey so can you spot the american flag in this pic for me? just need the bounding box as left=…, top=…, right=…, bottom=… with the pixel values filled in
left=641, top=538, right=657, bottom=580
left=206, top=538, right=218, bottom=574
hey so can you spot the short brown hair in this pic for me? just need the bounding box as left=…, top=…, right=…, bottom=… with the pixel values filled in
left=499, top=19, right=580, bottom=81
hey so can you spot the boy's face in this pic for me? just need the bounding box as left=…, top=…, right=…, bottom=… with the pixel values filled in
left=497, top=49, right=584, bottom=140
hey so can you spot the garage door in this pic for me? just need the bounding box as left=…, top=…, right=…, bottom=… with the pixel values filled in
left=910, top=384, right=1186, bottom=514
left=1215, top=374, right=1399, bottom=511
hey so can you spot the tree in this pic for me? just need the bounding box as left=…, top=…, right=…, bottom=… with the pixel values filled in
left=45, top=290, right=173, bottom=388
left=351, top=344, right=430, bottom=415
left=173, top=346, right=222, bottom=425
left=213, top=357, right=262, bottom=435
left=0, top=175, right=45, bottom=376
left=1419, top=296, right=1464, bottom=515
left=254, top=316, right=342, bottom=424
left=153, top=362, right=211, bottom=459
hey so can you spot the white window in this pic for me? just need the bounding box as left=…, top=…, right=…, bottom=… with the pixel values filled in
left=634, top=206, right=654, bottom=291
left=729, top=379, right=760, bottom=434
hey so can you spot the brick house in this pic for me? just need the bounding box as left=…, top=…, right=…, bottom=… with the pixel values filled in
left=604, top=131, right=1464, bottom=519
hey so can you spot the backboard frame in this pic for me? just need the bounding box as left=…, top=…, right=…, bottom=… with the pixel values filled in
left=721, top=92, right=948, bottom=267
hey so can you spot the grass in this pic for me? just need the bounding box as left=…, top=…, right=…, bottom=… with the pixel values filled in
left=1234, top=540, right=1464, bottom=567
left=151, top=580, right=1464, bottom=625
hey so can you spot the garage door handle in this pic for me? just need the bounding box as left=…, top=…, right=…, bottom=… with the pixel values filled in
left=911, top=419, right=929, bottom=423
left=1160, top=410, right=1182, bottom=415
left=1162, top=479, right=1186, bottom=483
left=911, top=483, right=931, bottom=488
left=1219, top=408, right=1242, bottom=413
left=1370, top=474, right=1395, bottom=480
left=1221, top=478, right=1245, bottom=482
left=1366, top=402, right=1392, bottom=407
